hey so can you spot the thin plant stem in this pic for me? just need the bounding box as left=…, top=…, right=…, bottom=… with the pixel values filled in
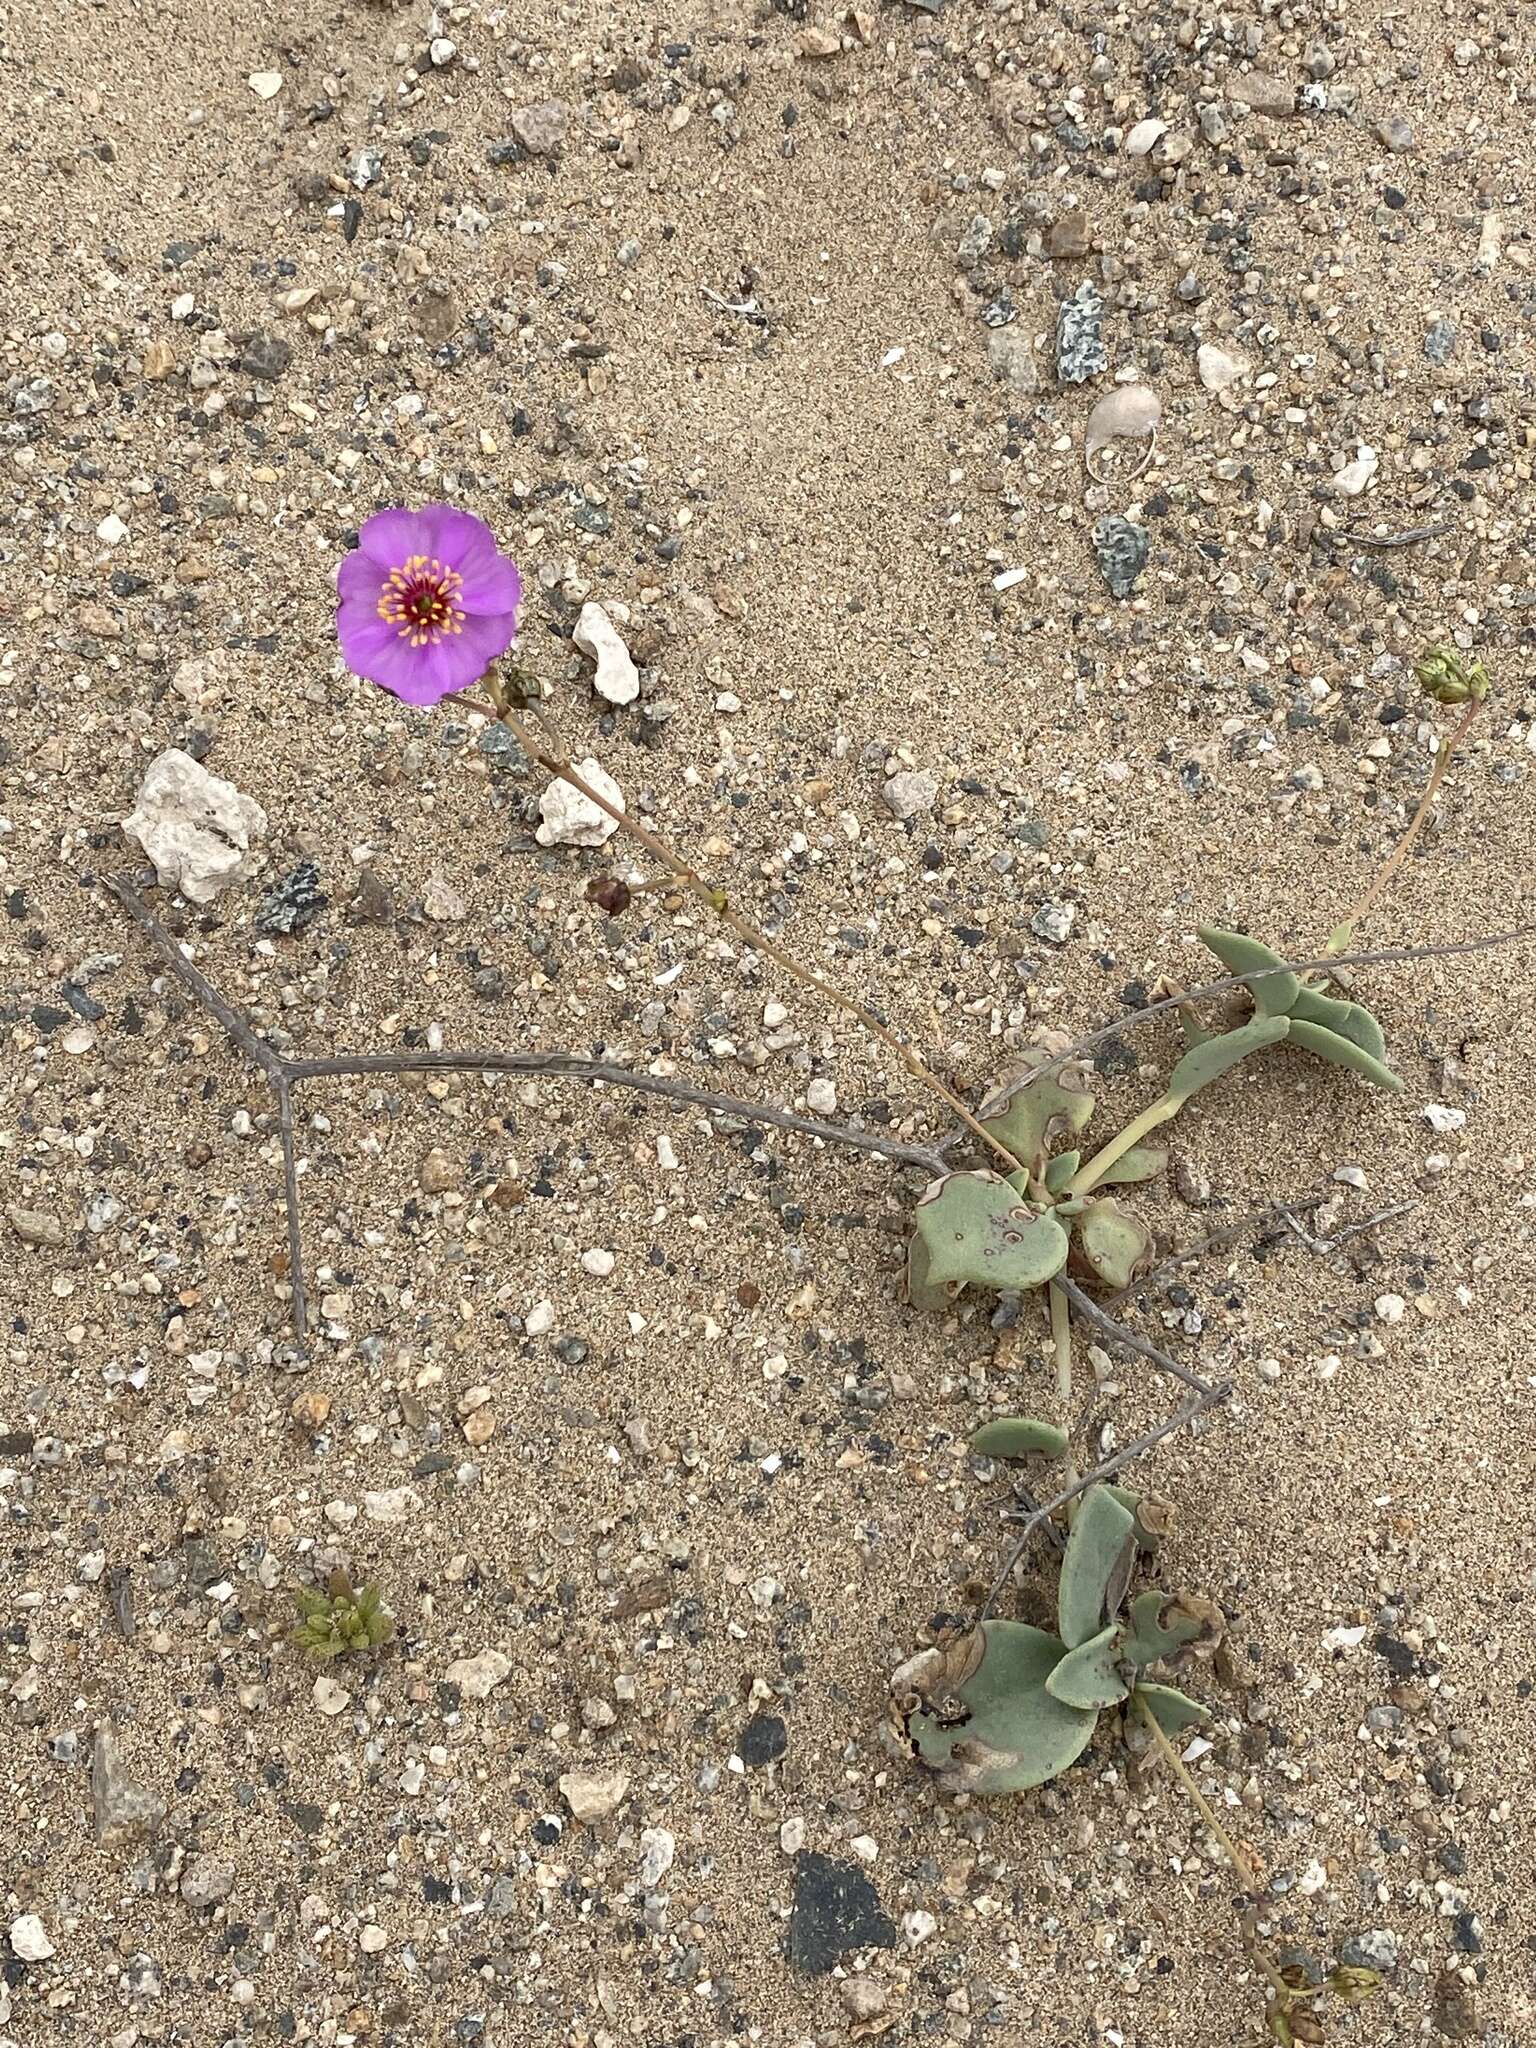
left=490, top=691, right=1022, bottom=1173
left=1067, top=1093, right=1180, bottom=1196
left=1047, top=1280, right=1080, bottom=1517
left=1132, top=1692, right=1290, bottom=2003
left=1053, top=1273, right=1218, bottom=1398
left=1325, top=697, right=1482, bottom=957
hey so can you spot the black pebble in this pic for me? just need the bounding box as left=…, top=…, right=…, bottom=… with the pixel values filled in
left=739, top=1713, right=788, bottom=1767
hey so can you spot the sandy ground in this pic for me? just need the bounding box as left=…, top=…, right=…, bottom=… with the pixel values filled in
left=3, top=2, right=1535, bottom=2044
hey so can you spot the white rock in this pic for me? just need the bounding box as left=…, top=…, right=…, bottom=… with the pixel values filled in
left=1084, top=383, right=1161, bottom=462
left=525, top=1299, right=556, bottom=1337
left=171, top=649, right=236, bottom=707
left=881, top=768, right=939, bottom=820
left=1374, top=1293, right=1406, bottom=1325
left=637, top=1827, right=676, bottom=1888
left=1423, top=1103, right=1466, bottom=1134
left=359, top=1923, right=389, bottom=1953
left=445, top=1649, right=513, bottom=1700
left=1197, top=342, right=1249, bottom=392
left=574, top=603, right=640, bottom=706
left=423, top=870, right=466, bottom=921
left=1124, top=118, right=1167, bottom=156
left=428, top=36, right=457, bottom=66
left=902, top=1908, right=937, bottom=1945
left=581, top=1247, right=616, bottom=1278
left=123, top=748, right=267, bottom=905
left=560, top=1768, right=629, bottom=1822
left=1329, top=444, right=1379, bottom=496
left=535, top=758, right=624, bottom=847
left=363, top=1486, right=421, bottom=1525
left=312, top=1675, right=351, bottom=1716
left=247, top=71, right=283, bottom=100
left=8, top=1913, right=54, bottom=1962
left=806, top=1078, right=838, bottom=1115
left=96, top=512, right=129, bottom=545
left=780, top=1816, right=807, bottom=1854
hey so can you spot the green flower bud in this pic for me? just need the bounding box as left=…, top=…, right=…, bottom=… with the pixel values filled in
left=1414, top=645, right=1490, bottom=706
left=1326, top=1965, right=1384, bottom=2006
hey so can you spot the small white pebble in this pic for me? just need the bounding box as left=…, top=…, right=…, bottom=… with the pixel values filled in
left=581, top=1247, right=616, bottom=1278
left=902, top=1909, right=937, bottom=1946
left=849, top=1834, right=879, bottom=1864
left=8, top=1914, right=54, bottom=1963
left=525, top=1299, right=556, bottom=1337
left=1256, top=1357, right=1282, bottom=1382
left=780, top=1817, right=807, bottom=1854
left=655, top=1134, right=680, bottom=1170
left=806, top=1078, right=838, bottom=1115
left=1333, top=1164, right=1368, bottom=1189
left=1316, top=1353, right=1341, bottom=1381
left=358, top=1924, right=389, bottom=1953
left=763, top=999, right=790, bottom=1029
left=312, top=1675, right=351, bottom=1717
left=96, top=513, right=129, bottom=545
left=1423, top=1104, right=1466, bottom=1135
left=1374, top=1293, right=1406, bottom=1325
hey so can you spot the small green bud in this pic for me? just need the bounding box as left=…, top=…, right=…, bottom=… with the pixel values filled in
left=1414, top=645, right=1490, bottom=706
left=1326, top=1965, right=1384, bottom=2006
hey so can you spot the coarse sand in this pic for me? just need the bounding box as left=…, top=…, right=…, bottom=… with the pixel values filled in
left=2, top=3, right=1534, bottom=2045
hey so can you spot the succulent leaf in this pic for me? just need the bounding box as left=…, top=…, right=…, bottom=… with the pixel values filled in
left=1093, top=1142, right=1167, bottom=1187
left=905, top=1231, right=955, bottom=1312
left=1043, top=1149, right=1081, bottom=1194
left=912, top=1171, right=1070, bottom=1299
left=1167, top=1014, right=1289, bottom=1104
left=1044, top=1623, right=1131, bottom=1709
left=1071, top=1197, right=1154, bottom=1291
left=1058, top=1486, right=1137, bottom=1648
left=1122, top=1589, right=1215, bottom=1667
left=1287, top=1017, right=1402, bottom=1092
left=968, top=1416, right=1070, bottom=1460
left=1134, top=1680, right=1210, bottom=1735
left=1197, top=926, right=1300, bottom=1017
left=1287, top=985, right=1388, bottom=1061
left=893, top=1621, right=1099, bottom=1795
left=978, top=1058, right=1095, bottom=1177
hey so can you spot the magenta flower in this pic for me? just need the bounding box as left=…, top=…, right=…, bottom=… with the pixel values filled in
left=335, top=505, right=522, bottom=706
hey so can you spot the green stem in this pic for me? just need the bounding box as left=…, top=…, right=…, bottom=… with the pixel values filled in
left=1133, top=1693, right=1290, bottom=2004
left=1047, top=1282, right=1080, bottom=1516
left=1066, top=1094, right=1179, bottom=1196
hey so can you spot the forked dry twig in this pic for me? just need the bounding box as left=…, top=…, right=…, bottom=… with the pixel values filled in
left=104, top=872, right=947, bottom=1351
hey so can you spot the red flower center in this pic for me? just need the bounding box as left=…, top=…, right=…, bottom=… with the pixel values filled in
left=377, top=554, right=466, bottom=647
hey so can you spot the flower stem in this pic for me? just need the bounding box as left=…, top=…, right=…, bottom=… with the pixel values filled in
left=1132, top=1692, right=1291, bottom=2003
left=1325, top=696, right=1482, bottom=957
left=1066, top=1094, right=1179, bottom=1197
left=1047, top=1280, right=1080, bottom=1520
left=491, top=693, right=1021, bottom=1172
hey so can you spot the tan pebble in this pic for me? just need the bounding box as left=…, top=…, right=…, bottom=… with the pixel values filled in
left=290, top=1390, right=332, bottom=1431
left=419, top=1148, right=461, bottom=1195
left=462, top=1407, right=496, bottom=1447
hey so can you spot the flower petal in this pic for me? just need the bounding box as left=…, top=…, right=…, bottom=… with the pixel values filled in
left=417, top=504, right=501, bottom=570
left=357, top=507, right=429, bottom=567
left=459, top=555, right=522, bottom=616
left=456, top=608, right=519, bottom=671
left=337, top=550, right=387, bottom=604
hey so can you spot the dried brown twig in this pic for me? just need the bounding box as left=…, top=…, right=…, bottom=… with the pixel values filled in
left=103, top=872, right=947, bottom=1353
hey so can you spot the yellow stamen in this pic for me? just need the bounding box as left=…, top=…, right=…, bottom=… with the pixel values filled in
left=375, top=553, right=467, bottom=645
